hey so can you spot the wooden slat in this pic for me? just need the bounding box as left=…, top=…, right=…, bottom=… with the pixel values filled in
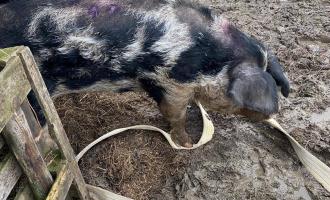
left=3, top=108, right=54, bottom=200
left=0, top=100, right=58, bottom=200
left=0, top=154, right=22, bottom=200
left=0, top=134, right=58, bottom=200
left=0, top=51, right=31, bottom=133
left=18, top=47, right=90, bottom=200
left=0, top=105, right=57, bottom=200
left=0, top=47, right=22, bottom=69
left=46, top=164, right=74, bottom=200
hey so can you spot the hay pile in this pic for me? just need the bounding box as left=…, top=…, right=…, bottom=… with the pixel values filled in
left=55, top=92, right=189, bottom=199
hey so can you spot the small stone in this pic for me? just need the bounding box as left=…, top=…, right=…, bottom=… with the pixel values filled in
left=277, top=26, right=286, bottom=33
left=307, top=44, right=320, bottom=53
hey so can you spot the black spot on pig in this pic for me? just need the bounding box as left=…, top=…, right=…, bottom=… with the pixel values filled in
left=143, top=20, right=166, bottom=51
left=169, top=30, right=235, bottom=82
left=139, top=78, right=165, bottom=104
left=0, top=0, right=10, bottom=4
left=120, top=19, right=166, bottom=75
left=197, top=6, right=213, bottom=21
left=40, top=48, right=127, bottom=91
left=92, top=9, right=140, bottom=53
left=31, top=15, right=63, bottom=48
left=123, top=53, right=165, bottom=75
left=226, top=26, right=267, bottom=68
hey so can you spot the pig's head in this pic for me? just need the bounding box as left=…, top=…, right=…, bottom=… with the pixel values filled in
left=226, top=62, right=281, bottom=121
left=184, top=7, right=290, bottom=120
left=195, top=53, right=289, bottom=121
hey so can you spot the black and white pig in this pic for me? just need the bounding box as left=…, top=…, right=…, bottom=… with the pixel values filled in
left=0, top=0, right=290, bottom=147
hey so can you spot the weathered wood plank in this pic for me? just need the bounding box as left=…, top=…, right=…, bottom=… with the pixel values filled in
left=0, top=134, right=59, bottom=200
left=87, top=185, right=133, bottom=200
left=0, top=54, right=31, bottom=133
left=3, top=108, right=54, bottom=200
left=0, top=154, right=22, bottom=200
left=0, top=101, right=58, bottom=200
left=0, top=100, right=58, bottom=200
left=18, top=47, right=90, bottom=200
left=0, top=47, right=22, bottom=69
left=0, top=109, right=57, bottom=200
left=46, top=164, right=74, bottom=200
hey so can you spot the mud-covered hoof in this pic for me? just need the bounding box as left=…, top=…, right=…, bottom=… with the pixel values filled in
left=170, top=131, right=193, bottom=148
left=183, top=142, right=193, bottom=148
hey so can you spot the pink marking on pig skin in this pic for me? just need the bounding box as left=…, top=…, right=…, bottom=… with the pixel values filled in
left=87, top=1, right=122, bottom=18
left=211, top=16, right=233, bottom=45
left=217, top=17, right=231, bottom=35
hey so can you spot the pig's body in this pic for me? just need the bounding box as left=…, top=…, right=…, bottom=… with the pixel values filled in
left=0, top=0, right=289, bottom=147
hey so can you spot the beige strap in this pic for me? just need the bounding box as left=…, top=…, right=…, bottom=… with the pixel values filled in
left=77, top=104, right=330, bottom=198
left=265, top=118, right=330, bottom=192
left=76, top=102, right=214, bottom=199
left=76, top=101, right=214, bottom=161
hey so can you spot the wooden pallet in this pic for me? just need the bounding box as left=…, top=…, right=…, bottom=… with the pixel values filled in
left=0, top=46, right=90, bottom=200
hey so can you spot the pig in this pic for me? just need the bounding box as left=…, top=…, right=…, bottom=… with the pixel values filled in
left=0, top=0, right=290, bottom=147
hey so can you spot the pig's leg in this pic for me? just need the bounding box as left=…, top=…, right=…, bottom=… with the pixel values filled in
left=159, top=95, right=193, bottom=148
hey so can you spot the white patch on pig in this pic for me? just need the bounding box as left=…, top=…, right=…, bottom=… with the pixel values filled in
left=110, top=26, right=146, bottom=70
left=29, top=7, right=107, bottom=63
left=37, top=48, right=52, bottom=60
left=121, top=26, right=146, bottom=62
left=28, top=7, right=83, bottom=39
left=259, top=46, right=268, bottom=71
left=132, top=5, right=194, bottom=66
left=58, top=27, right=108, bottom=62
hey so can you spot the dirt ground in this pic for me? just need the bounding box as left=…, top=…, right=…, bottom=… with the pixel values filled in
left=54, top=0, right=330, bottom=199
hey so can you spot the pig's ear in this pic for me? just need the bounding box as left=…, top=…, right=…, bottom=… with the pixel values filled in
left=228, top=66, right=279, bottom=115
left=267, top=51, right=290, bottom=97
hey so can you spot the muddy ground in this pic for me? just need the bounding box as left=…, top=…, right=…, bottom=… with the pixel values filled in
left=54, top=0, right=330, bottom=199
